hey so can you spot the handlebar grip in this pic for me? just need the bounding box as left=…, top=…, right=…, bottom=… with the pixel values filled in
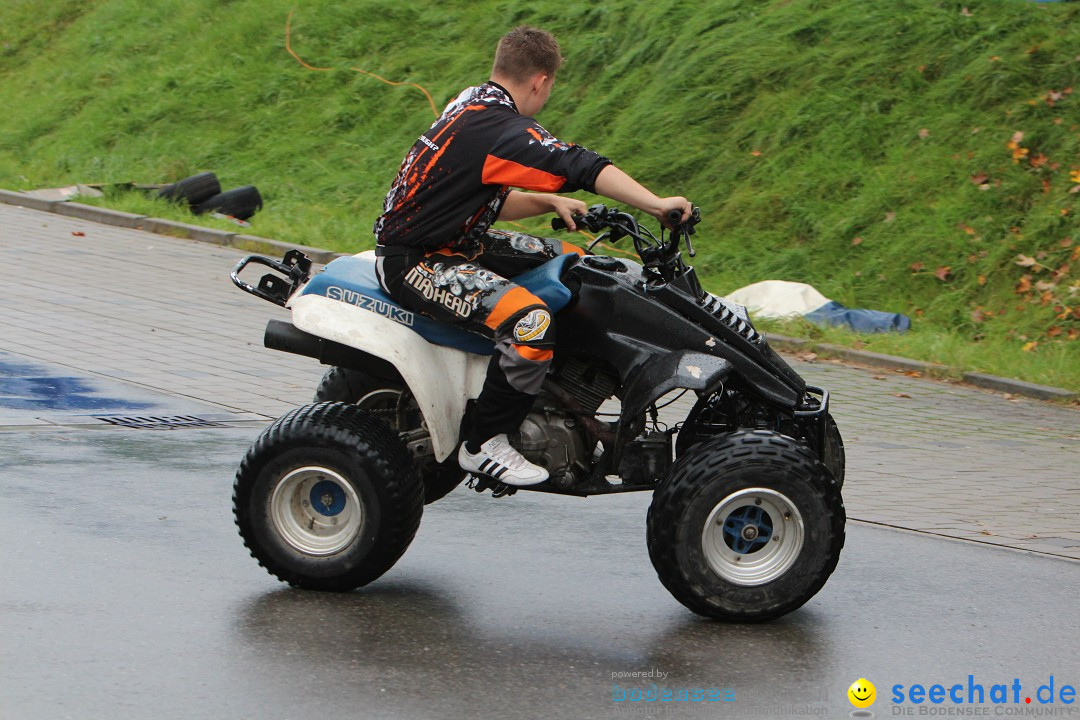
left=666, top=208, right=685, bottom=226
left=551, top=214, right=584, bottom=231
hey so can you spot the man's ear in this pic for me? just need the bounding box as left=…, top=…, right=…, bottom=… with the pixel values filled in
left=531, top=73, right=550, bottom=93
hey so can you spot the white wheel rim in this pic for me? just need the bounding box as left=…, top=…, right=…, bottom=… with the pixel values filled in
left=270, top=466, right=364, bottom=556
left=701, top=487, right=805, bottom=586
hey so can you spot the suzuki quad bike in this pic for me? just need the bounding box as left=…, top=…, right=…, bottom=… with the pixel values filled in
left=230, top=206, right=845, bottom=622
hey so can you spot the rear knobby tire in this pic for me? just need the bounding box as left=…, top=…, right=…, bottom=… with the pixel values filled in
left=314, top=366, right=463, bottom=504
left=647, top=429, right=845, bottom=622
left=234, top=402, right=424, bottom=591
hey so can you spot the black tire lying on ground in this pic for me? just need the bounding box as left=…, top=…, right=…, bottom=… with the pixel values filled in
left=193, top=185, right=263, bottom=220
left=157, top=172, right=221, bottom=206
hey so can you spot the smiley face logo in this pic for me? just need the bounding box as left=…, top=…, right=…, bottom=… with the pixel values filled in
left=848, top=678, right=876, bottom=708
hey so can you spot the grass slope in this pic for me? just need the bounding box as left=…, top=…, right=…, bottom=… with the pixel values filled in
left=1, top=0, right=1078, bottom=390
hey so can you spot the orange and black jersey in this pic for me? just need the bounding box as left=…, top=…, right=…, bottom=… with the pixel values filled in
left=373, top=82, right=611, bottom=251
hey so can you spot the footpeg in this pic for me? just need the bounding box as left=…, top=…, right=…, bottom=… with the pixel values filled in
left=465, top=473, right=518, bottom=498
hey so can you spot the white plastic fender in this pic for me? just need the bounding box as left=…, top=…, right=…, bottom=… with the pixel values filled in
left=289, top=293, right=489, bottom=462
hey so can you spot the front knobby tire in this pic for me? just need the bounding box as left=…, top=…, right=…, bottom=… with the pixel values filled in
left=234, top=402, right=424, bottom=591
left=314, top=367, right=463, bottom=504
left=823, top=414, right=845, bottom=489
left=647, top=429, right=845, bottom=622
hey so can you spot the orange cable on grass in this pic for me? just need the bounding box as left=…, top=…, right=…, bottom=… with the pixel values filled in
left=285, top=8, right=439, bottom=117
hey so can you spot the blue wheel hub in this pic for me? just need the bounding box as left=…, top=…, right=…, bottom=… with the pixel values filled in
left=723, top=505, right=773, bottom=554
left=310, top=480, right=347, bottom=517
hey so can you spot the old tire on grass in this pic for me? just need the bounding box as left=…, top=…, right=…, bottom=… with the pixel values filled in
left=234, top=402, right=423, bottom=591
left=157, top=171, right=221, bottom=207
left=314, top=367, right=464, bottom=504
left=647, top=429, right=845, bottom=622
left=193, top=185, right=263, bottom=220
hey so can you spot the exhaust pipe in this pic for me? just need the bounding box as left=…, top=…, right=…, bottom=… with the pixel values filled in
left=263, top=320, right=400, bottom=381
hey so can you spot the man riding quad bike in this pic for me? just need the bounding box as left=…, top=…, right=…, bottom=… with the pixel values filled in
left=228, top=27, right=845, bottom=622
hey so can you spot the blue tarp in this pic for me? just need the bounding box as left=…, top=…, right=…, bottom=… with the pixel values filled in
left=803, top=301, right=912, bottom=334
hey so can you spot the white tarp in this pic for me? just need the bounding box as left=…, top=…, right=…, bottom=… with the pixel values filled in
left=725, top=280, right=830, bottom=318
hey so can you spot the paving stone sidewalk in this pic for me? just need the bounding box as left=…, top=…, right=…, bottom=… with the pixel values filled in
left=1, top=204, right=1077, bottom=559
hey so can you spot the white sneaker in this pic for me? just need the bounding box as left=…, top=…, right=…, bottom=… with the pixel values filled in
left=458, top=434, right=549, bottom=486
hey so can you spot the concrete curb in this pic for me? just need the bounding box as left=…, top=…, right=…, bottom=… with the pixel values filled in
left=0, top=188, right=58, bottom=213
left=55, top=202, right=146, bottom=229
left=2, top=187, right=1074, bottom=403
left=766, top=333, right=1077, bottom=402
left=0, top=188, right=347, bottom=266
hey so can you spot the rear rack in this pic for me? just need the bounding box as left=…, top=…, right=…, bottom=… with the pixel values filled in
left=230, top=249, right=312, bottom=306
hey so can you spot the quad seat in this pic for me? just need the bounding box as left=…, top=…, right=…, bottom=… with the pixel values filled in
left=298, top=252, right=578, bottom=355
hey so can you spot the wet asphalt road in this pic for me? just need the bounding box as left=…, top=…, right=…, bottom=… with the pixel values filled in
left=3, top=390, right=1079, bottom=720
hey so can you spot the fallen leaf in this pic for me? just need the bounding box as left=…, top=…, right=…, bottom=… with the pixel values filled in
left=935, top=266, right=952, bottom=281
left=1042, top=179, right=1052, bottom=194
left=971, top=308, right=986, bottom=323
left=961, top=6, right=973, bottom=16
left=980, top=530, right=994, bottom=536
left=1069, top=328, right=1079, bottom=340
left=918, top=128, right=930, bottom=139
left=1030, top=153, right=1048, bottom=168
left=1035, top=280, right=1057, bottom=291
left=72, top=231, right=85, bottom=237
left=1016, top=275, right=1032, bottom=293
left=904, top=371, right=923, bottom=378
left=885, top=211, right=896, bottom=222
left=1061, top=238, right=1074, bottom=248
left=851, top=237, right=863, bottom=246
left=970, top=172, right=989, bottom=185
left=751, top=150, right=763, bottom=157
left=978, top=274, right=987, bottom=285
left=972, top=126, right=982, bottom=134
left=1015, top=254, right=1038, bottom=267
left=1048, top=326, right=1063, bottom=337
left=910, top=261, right=925, bottom=272
left=873, top=375, right=887, bottom=380
left=1022, top=341, right=1038, bottom=352
left=894, top=393, right=912, bottom=399
left=1011, top=131, right=1025, bottom=144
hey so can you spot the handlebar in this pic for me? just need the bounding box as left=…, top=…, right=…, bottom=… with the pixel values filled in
left=549, top=203, right=703, bottom=295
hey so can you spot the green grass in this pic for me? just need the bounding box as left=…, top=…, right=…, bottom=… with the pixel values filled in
left=1, top=0, right=1078, bottom=390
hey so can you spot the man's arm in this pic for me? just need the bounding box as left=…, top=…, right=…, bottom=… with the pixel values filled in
left=593, top=165, right=692, bottom=226
left=498, top=190, right=587, bottom=230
